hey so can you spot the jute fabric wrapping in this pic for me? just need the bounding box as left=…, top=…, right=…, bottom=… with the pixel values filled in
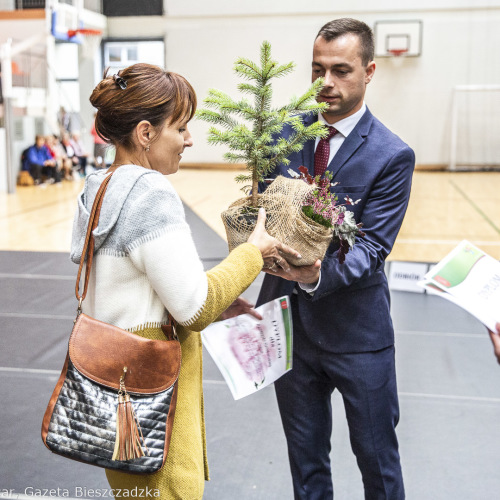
left=222, top=176, right=333, bottom=266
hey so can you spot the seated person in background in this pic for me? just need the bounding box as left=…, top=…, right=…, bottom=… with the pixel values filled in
left=61, top=132, right=81, bottom=176
left=45, top=135, right=72, bottom=181
left=70, top=131, right=89, bottom=176
left=26, top=135, right=60, bottom=184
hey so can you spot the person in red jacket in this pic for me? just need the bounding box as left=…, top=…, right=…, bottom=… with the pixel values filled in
left=90, top=113, right=108, bottom=169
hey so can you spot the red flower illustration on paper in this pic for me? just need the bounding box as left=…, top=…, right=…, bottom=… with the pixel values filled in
left=228, top=323, right=277, bottom=388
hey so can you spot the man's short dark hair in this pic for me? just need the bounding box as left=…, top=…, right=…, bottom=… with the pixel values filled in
left=316, top=18, right=374, bottom=66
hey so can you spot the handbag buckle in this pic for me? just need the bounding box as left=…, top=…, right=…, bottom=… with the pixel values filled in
left=74, top=297, right=84, bottom=324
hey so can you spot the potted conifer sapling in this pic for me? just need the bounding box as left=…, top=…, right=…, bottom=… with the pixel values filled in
left=197, top=41, right=363, bottom=265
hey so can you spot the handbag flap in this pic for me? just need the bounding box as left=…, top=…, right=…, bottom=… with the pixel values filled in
left=69, top=314, right=181, bottom=394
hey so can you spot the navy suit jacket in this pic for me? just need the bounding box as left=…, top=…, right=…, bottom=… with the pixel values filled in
left=257, top=108, right=415, bottom=353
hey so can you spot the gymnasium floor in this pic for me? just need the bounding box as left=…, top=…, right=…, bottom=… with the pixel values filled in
left=1, top=169, right=500, bottom=260
left=0, top=170, right=499, bottom=499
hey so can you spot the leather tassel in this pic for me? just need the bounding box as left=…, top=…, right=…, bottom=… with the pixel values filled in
left=112, top=368, right=148, bottom=461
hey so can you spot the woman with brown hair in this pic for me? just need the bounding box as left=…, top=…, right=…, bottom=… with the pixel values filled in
left=70, top=63, right=299, bottom=498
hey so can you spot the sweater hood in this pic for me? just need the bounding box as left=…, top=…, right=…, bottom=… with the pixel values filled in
left=70, top=165, right=155, bottom=264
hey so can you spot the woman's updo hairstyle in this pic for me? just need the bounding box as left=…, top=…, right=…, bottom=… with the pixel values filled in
left=90, top=63, right=197, bottom=149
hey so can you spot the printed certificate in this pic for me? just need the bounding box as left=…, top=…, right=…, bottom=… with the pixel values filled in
left=201, top=296, right=293, bottom=400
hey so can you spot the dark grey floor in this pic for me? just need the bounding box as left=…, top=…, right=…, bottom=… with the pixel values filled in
left=1, top=205, right=499, bottom=499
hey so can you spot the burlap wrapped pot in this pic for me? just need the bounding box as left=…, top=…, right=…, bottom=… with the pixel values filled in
left=221, top=176, right=333, bottom=266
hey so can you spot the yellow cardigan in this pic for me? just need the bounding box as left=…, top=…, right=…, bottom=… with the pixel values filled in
left=106, top=243, right=263, bottom=499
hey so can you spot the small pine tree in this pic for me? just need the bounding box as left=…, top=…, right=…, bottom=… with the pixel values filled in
left=197, top=40, right=329, bottom=207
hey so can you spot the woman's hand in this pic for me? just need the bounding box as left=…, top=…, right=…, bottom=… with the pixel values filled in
left=247, top=208, right=302, bottom=271
left=220, top=297, right=262, bottom=320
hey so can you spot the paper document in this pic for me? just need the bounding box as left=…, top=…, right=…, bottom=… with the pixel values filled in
left=418, top=240, right=500, bottom=331
left=201, top=296, right=293, bottom=400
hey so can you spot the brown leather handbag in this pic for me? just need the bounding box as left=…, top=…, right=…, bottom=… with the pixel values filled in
left=41, top=171, right=181, bottom=474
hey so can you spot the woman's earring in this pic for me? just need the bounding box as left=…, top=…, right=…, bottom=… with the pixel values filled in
left=145, top=145, right=150, bottom=152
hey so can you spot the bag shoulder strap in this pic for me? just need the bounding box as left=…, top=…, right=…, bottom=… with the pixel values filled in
left=75, top=170, right=114, bottom=303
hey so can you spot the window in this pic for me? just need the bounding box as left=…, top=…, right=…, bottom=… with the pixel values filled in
left=103, top=40, right=165, bottom=72
left=103, top=0, right=163, bottom=17
left=15, top=0, right=46, bottom=8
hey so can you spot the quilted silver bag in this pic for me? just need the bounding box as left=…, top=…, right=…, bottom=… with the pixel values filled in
left=41, top=171, right=181, bottom=474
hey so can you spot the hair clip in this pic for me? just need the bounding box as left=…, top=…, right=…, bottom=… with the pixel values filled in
left=113, top=74, right=127, bottom=90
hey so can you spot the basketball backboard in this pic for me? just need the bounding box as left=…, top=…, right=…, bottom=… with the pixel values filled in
left=51, top=2, right=82, bottom=43
left=374, top=20, right=423, bottom=58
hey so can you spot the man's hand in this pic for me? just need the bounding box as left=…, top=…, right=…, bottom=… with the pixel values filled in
left=264, top=259, right=321, bottom=285
left=220, top=297, right=263, bottom=321
left=488, top=322, right=500, bottom=364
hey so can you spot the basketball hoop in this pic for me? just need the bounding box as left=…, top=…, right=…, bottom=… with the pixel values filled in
left=387, top=48, right=408, bottom=67
left=68, top=28, right=102, bottom=59
left=387, top=48, right=408, bottom=57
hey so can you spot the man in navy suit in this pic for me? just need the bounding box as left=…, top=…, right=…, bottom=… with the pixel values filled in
left=257, top=18, right=415, bottom=499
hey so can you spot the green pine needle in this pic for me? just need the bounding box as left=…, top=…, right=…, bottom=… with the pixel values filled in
left=196, top=40, right=328, bottom=198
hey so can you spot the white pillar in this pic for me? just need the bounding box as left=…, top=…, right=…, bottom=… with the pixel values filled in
left=45, top=32, right=60, bottom=134
left=1, top=39, right=16, bottom=194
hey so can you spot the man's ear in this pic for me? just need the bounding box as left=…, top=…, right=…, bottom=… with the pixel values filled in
left=135, top=120, right=153, bottom=149
left=365, top=61, right=376, bottom=84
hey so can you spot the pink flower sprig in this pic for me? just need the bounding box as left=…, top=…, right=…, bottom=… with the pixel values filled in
left=289, top=166, right=365, bottom=263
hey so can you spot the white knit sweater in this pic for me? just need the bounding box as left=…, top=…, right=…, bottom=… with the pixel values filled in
left=70, top=165, right=219, bottom=331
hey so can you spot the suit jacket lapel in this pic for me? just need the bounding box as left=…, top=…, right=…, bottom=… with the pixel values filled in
left=328, top=108, right=374, bottom=178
